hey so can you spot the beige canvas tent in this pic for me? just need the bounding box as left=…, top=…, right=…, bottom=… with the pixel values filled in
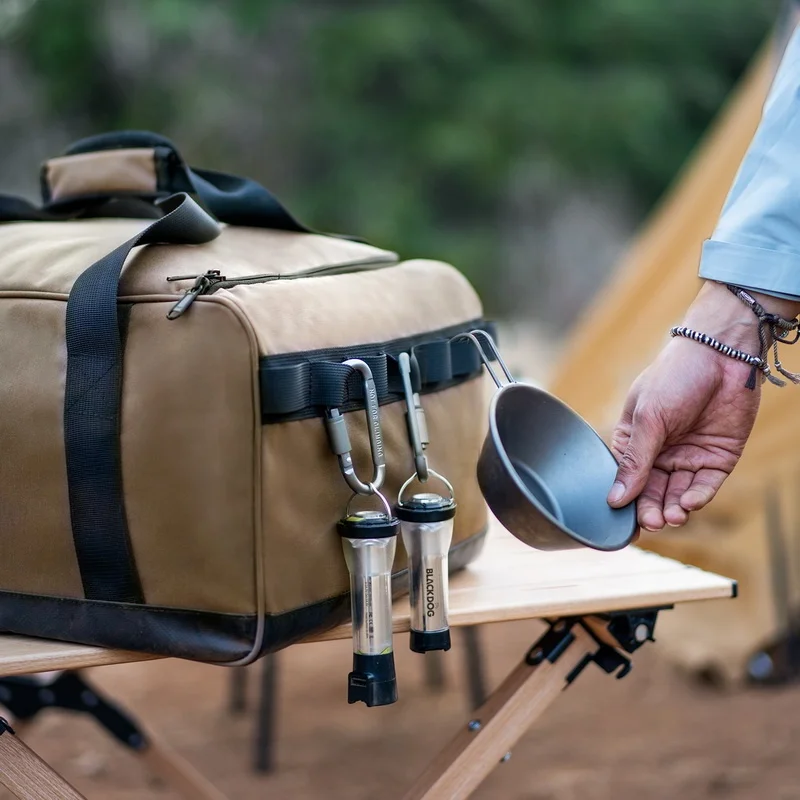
left=548, top=23, right=800, bottom=683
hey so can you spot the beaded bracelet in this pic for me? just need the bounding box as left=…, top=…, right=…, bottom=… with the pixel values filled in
left=669, top=326, right=771, bottom=389
left=669, top=286, right=800, bottom=391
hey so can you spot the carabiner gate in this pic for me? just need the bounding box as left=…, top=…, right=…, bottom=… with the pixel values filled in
left=398, top=352, right=429, bottom=482
left=325, top=359, right=386, bottom=496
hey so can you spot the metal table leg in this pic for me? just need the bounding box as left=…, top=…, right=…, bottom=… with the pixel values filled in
left=254, top=653, right=278, bottom=773
left=228, top=666, right=248, bottom=714
left=462, top=626, right=487, bottom=710
left=423, top=651, right=446, bottom=692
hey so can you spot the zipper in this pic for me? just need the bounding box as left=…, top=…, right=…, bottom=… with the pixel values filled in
left=166, top=270, right=227, bottom=319
left=165, top=255, right=397, bottom=320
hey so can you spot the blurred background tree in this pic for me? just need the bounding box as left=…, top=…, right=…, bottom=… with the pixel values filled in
left=0, top=0, right=780, bottom=323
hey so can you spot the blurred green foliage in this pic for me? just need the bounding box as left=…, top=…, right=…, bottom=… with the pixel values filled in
left=5, top=0, right=780, bottom=311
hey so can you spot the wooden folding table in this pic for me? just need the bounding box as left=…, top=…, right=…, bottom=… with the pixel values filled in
left=0, top=523, right=736, bottom=799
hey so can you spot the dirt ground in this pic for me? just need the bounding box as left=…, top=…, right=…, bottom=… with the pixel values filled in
left=6, top=618, right=800, bottom=800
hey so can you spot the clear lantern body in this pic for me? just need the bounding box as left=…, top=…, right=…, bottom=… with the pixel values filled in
left=341, top=535, right=397, bottom=655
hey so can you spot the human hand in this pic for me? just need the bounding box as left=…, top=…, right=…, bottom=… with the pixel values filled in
left=606, top=281, right=800, bottom=530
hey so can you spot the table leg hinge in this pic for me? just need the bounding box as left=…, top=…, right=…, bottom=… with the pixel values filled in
left=0, top=672, right=147, bottom=751
left=525, top=608, right=664, bottom=684
left=566, top=644, right=632, bottom=684
left=526, top=621, right=576, bottom=667
left=604, top=609, right=661, bottom=653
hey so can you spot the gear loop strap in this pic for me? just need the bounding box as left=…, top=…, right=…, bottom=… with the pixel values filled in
left=259, top=322, right=497, bottom=423
left=64, top=193, right=220, bottom=603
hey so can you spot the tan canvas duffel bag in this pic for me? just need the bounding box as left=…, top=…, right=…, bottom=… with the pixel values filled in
left=0, top=131, right=492, bottom=664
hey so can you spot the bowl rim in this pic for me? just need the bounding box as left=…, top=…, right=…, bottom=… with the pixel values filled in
left=487, top=382, right=637, bottom=551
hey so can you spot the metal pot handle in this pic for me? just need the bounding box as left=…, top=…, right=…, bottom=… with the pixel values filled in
left=451, top=329, right=517, bottom=389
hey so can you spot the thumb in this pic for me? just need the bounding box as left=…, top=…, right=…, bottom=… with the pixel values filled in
left=607, top=412, right=664, bottom=507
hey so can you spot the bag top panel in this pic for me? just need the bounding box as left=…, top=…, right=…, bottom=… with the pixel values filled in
left=228, top=258, right=484, bottom=355
left=0, top=219, right=397, bottom=297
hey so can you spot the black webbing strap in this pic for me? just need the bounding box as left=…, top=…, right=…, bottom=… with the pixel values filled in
left=259, top=322, right=496, bottom=423
left=184, top=166, right=308, bottom=232
left=64, top=193, right=220, bottom=603
left=0, top=193, right=66, bottom=222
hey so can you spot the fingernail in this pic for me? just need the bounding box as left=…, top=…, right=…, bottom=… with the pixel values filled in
left=607, top=482, right=625, bottom=504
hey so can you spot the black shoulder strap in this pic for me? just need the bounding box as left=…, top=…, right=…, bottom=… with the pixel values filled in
left=179, top=166, right=309, bottom=232
left=0, top=193, right=62, bottom=222
left=63, top=193, right=220, bottom=603
left=0, top=191, right=162, bottom=223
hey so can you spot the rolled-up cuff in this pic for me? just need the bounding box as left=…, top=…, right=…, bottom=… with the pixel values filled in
left=699, top=239, right=800, bottom=300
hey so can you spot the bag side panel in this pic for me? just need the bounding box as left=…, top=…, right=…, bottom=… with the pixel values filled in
left=0, top=294, right=260, bottom=617
left=261, top=377, right=489, bottom=616
left=250, top=256, right=489, bottom=621
left=121, top=300, right=259, bottom=614
left=0, top=296, right=83, bottom=597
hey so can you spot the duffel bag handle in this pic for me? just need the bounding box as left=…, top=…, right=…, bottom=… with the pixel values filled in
left=2, top=130, right=361, bottom=241
left=62, top=130, right=178, bottom=155
left=41, top=129, right=313, bottom=233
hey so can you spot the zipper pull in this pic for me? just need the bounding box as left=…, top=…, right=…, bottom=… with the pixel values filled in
left=167, top=270, right=223, bottom=320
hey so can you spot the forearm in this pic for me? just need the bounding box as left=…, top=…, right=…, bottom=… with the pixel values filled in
left=683, top=281, right=800, bottom=354
left=699, top=26, right=800, bottom=300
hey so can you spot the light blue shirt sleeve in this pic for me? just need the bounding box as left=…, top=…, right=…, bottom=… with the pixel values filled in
left=699, top=26, right=800, bottom=299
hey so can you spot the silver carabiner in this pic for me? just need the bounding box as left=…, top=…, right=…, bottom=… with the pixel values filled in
left=398, top=352, right=429, bottom=482
left=345, top=484, right=393, bottom=519
left=325, top=359, right=386, bottom=496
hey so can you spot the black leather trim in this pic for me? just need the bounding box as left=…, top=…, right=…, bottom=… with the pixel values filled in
left=0, top=592, right=257, bottom=663
left=0, top=529, right=487, bottom=663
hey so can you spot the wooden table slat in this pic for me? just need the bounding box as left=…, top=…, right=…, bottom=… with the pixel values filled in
left=0, top=523, right=735, bottom=676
